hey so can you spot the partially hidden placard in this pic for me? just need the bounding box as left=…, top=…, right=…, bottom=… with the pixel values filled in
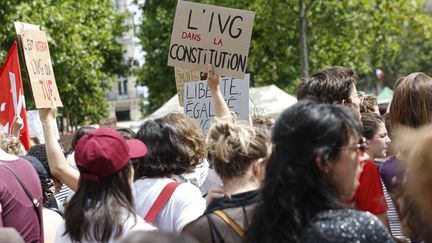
left=174, top=67, right=201, bottom=106
left=168, top=1, right=255, bottom=79
left=21, top=28, right=63, bottom=108
left=184, top=74, right=249, bottom=132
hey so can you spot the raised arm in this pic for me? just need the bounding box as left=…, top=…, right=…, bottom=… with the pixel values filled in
left=11, top=116, right=23, bottom=138
left=39, top=108, right=79, bottom=191
left=207, top=65, right=231, bottom=120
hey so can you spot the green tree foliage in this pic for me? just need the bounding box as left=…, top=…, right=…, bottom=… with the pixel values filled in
left=135, top=0, right=178, bottom=113
left=0, top=0, right=127, bottom=127
left=136, top=0, right=431, bottom=113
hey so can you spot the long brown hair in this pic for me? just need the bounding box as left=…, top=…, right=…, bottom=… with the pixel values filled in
left=64, top=164, right=136, bottom=242
left=390, top=72, right=432, bottom=129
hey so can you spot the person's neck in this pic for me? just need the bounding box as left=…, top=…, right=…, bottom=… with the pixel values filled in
left=222, top=177, right=260, bottom=196
left=0, top=149, right=18, bottom=161
left=366, top=152, right=376, bottom=160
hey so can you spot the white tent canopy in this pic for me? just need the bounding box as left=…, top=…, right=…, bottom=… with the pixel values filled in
left=249, top=84, right=297, bottom=119
left=139, top=84, right=296, bottom=125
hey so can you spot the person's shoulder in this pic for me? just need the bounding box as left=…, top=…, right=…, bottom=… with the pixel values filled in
left=174, top=182, right=204, bottom=198
left=173, top=182, right=206, bottom=207
left=54, top=221, right=70, bottom=243
left=360, top=160, right=380, bottom=177
left=305, top=209, right=393, bottom=243
left=131, top=215, right=157, bottom=231
left=182, top=213, right=209, bottom=230
left=181, top=214, right=211, bottom=238
left=315, top=208, right=380, bottom=222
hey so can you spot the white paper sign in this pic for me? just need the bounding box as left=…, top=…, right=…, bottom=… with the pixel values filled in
left=26, top=110, right=44, bottom=143
left=184, top=74, right=249, bottom=132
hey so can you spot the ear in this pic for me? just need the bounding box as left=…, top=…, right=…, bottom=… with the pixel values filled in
left=315, top=151, right=330, bottom=174
left=341, top=99, right=348, bottom=106
left=252, top=158, right=265, bottom=178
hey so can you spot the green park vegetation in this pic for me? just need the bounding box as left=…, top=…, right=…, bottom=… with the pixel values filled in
left=136, top=0, right=432, bottom=113
left=0, top=0, right=127, bottom=127
left=1, top=0, right=432, bottom=125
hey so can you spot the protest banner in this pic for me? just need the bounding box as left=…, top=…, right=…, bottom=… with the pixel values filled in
left=184, top=74, right=249, bottom=132
left=0, top=42, right=31, bottom=149
left=20, top=28, right=63, bottom=108
left=168, top=1, right=255, bottom=79
left=174, top=67, right=201, bottom=106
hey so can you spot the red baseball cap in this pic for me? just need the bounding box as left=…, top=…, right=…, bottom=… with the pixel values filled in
left=75, top=128, right=147, bottom=181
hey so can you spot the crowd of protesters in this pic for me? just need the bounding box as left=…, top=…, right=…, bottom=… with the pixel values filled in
left=1, top=64, right=432, bottom=243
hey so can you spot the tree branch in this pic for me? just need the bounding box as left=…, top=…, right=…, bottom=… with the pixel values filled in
left=305, top=0, right=316, bottom=13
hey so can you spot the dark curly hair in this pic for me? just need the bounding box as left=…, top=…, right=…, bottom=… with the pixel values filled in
left=297, top=66, right=358, bottom=105
left=245, top=100, right=362, bottom=243
left=135, top=117, right=197, bottom=178
left=27, top=144, right=52, bottom=178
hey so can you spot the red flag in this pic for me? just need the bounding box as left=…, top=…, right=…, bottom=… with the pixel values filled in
left=0, top=41, right=30, bottom=150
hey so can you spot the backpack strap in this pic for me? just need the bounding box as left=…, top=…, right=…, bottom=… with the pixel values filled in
left=213, top=210, right=244, bottom=237
left=0, top=162, right=43, bottom=240
left=207, top=214, right=226, bottom=243
left=144, top=181, right=182, bottom=224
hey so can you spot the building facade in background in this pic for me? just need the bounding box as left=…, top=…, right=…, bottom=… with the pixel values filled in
left=106, top=0, right=144, bottom=122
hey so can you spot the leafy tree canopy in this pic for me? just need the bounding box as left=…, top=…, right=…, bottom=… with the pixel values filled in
left=0, top=0, right=128, bottom=127
left=137, top=0, right=431, bottom=113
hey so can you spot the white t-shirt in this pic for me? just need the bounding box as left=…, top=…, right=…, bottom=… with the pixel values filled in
left=54, top=212, right=155, bottom=243
left=132, top=178, right=206, bottom=232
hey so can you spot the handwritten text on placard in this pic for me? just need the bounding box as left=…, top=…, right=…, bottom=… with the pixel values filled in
left=184, top=74, right=249, bottom=132
left=21, top=28, right=62, bottom=108
left=168, top=1, right=255, bottom=79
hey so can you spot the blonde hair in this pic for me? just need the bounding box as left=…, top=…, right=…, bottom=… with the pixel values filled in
left=0, top=135, right=26, bottom=156
left=206, top=117, right=271, bottom=180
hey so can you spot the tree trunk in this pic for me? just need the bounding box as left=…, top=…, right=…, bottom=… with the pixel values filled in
left=299, top=0, right=309, bottom=78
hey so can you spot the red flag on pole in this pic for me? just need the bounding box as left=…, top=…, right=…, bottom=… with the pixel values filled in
left=0, top=41, right=31, bottom=150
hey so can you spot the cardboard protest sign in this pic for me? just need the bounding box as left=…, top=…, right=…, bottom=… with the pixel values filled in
left=14, top=22, right=40, bottom=35
left=184, top=74, right=249, bottom=132
left=174, top=67, right=201, bottom=106
left=20, top=28, right=63, bottom=108
left=98, top=117, right=117, bottom=128
left=168, top=1, right=255, bottom=79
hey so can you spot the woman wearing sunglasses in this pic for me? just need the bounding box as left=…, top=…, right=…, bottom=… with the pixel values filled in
left=245, top=100, right=393, bottom=242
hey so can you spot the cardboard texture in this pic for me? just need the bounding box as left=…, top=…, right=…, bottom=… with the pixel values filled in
left=184, top=74, right=250, bottom=132
left=174, top=67, right=201, bottom=106
left=99, top=117, right=118, bottom=128
left=20, top=28, right=63, bottom=108
left=14, top=22, right=40, bottom=35
left=168, top=1, right=255, bottom=79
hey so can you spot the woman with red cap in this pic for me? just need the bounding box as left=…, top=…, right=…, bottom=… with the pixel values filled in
left=54, top=127, right=155, bottom=242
